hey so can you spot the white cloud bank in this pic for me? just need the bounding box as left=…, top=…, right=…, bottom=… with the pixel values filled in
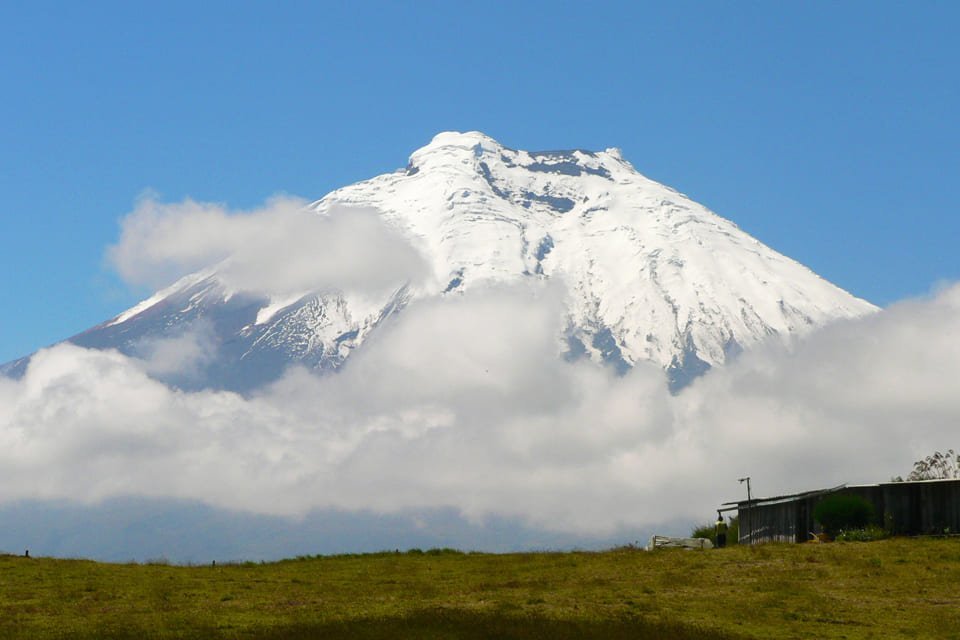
left=2, top=281, right=959, bottom=537
left=106, top=196, right=429, bottom=297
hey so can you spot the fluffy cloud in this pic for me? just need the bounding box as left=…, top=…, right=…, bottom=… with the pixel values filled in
left=106, top=196, right=430, bottom=297
left=2, top=281, right=959, bottom=541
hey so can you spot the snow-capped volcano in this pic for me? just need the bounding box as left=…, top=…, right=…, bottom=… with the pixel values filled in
left=2, top=131, right=877, bottom=390
left=309, top=131, right=876, bottom=386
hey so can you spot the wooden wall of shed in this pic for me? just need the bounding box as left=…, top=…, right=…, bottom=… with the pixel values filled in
left=878, top=482, right=960, bottom=534
left=839, top=483, right=960, bottom=535
left=736, top=481, right=960, bottom=544
left=738, top=501, right=802, bottom=544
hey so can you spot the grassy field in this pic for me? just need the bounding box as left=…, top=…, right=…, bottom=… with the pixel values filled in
left=2, top=538, right=960, bottom=639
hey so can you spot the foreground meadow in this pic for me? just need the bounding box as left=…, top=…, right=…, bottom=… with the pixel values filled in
left=2, top=537, right=959, bottom=639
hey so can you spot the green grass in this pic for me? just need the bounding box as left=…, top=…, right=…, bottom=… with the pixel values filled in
left=2, top=538, right=960, bottom=639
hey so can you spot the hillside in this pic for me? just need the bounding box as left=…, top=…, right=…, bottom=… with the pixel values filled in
left=2, top=538, right=958, bottom=639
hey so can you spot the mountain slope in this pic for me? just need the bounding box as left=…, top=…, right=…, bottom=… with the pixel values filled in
left=2, top=131, right=877, bottom=391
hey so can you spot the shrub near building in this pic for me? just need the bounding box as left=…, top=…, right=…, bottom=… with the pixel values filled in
left=691, top=517, right=739, bottom=546
left=813, top=494, right=875, bottom=539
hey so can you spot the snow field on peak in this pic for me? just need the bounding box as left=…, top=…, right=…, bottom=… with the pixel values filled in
left=312, top=131, right=876, bottom=373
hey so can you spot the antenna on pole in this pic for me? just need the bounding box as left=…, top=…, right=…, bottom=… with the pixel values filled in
left=738, top=477, right=752, bottom=545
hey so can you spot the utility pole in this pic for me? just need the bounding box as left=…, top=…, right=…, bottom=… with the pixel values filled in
left=738, top=477, right=752, bottom=545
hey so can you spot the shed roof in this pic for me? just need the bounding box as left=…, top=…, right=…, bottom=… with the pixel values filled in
left=719, top=477, right=960, bottom=512
left=720, top=484, right=845, bottom=511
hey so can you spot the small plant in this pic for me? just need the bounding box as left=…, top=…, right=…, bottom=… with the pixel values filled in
left=835, top=526, right=890, bottom=542
left=814, top=494, right=875, bottom=539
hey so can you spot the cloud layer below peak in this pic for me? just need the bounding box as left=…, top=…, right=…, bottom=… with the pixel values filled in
left=2, top=280, right=959, bottom=543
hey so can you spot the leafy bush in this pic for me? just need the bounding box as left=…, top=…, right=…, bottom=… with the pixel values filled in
left=425, top=548, right=465, bottom=556
left=691, top=523, right=715, bottom=543
left=814, top=494, right=875, bottom=538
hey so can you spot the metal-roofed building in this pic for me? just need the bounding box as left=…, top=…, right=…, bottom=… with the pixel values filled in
left=720, top=479, right=960, bottom=544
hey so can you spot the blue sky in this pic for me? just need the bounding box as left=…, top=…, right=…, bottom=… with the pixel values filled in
left=1, top=1, right=957, bottom=364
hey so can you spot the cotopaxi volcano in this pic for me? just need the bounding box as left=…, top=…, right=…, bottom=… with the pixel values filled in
left=2, top=132, right=877, bottom=391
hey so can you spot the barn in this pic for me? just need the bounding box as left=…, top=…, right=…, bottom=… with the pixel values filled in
left=720, top=479, right=960, bottom=544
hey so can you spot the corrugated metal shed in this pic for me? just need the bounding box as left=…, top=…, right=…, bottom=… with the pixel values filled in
left=720, top=479, right=960, bottom=544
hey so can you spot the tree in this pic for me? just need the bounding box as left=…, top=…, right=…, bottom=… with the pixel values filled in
left=893, top=449, right=960, bottom=482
